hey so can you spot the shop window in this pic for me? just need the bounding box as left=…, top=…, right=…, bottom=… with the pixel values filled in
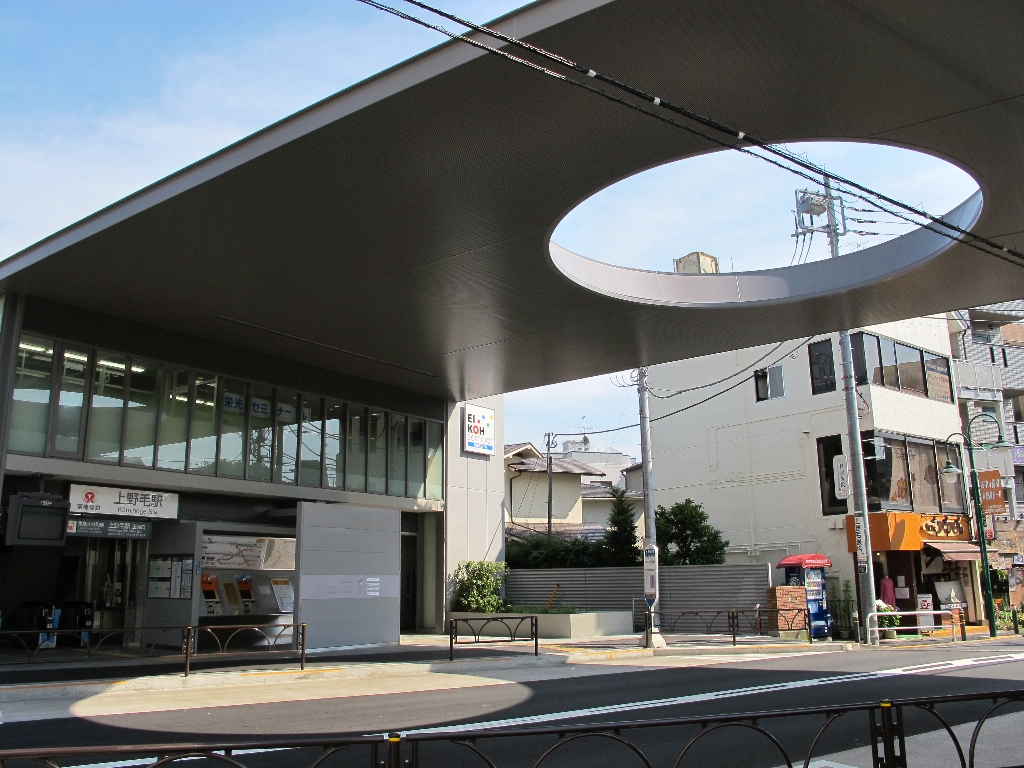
left=323, top=399, right=344, bottom=488
left=346, top=404, right=368, bottom=492
left=189, top=372, right=218, bottom=475
left=156, top=368, right=189, bottom=471
left=754, top=364, right=785, bottom=401
left=217, top=378, right=247, bottom=478
left=879, top=338, right=900, bottom=388
left=274, top=389, right=299, bottom=484
left=895, top=344, right=926, bottom=395
left=50, top=346, right=91, bottom=457
left=426, top=420, right=444, bottom=500
left=853, top=333, right=884, bottom=386
left=122, top=359, right=159, bottom=467
left=389, top=414, right=407, bottom=497
left=408, top=418, right=426, bottom=498
left=367, top=410, right=388, bottom=494
left=907, top=440, right=940, bottom=514
left=938, top=442, right=965, bottom=510
left=923, top=353, right=953, bottom=403
left=808, top=340, right=836, bottom=394
left=86, top=353, right=127, bottom=463
left=247, top=383, right=274, bottom=481
left=299, top=395, right=324, bottom=488
left=816, top=435, right=847, bottom=515
left=9, top=335, right=54, bottom=454
left=878, top=436, right=912, bottom=509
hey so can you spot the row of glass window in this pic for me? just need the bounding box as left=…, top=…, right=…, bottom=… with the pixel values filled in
left=8, top=335, right=444, bottom=499
left=817, top=431, right=965, bottom=515
left=807, top=334, right=954, bottom=403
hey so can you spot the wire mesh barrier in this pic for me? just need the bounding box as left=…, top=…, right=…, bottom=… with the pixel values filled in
left=0, top=689, right=1019, bottom=767
left=448, top=616, right=538, bottom=661
left=0, top=622, right=306, bottom=675
left=648, top=608, right=813, bottom=646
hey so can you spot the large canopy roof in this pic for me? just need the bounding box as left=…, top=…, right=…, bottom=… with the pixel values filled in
left=4, top=0, right=1023, bottom=400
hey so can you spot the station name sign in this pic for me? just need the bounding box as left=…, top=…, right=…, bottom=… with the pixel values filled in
left=463, top=403, right=495, bottom=455
left=69, top=484, right=179, bottom=520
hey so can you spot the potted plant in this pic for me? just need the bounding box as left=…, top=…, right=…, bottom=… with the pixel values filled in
left=876, top=600, right=900, bottom=639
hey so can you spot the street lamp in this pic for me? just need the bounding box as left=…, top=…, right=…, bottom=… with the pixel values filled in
left=941, top=413, right=1014, bottom=638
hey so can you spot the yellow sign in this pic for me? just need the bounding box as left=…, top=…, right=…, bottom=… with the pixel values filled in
left=920, top=514, right=968, bottom=539
left=977, top=469, right=1007, bottom=516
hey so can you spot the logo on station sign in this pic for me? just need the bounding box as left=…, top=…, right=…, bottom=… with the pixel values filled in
left=463, top=404, right=495, bottom=455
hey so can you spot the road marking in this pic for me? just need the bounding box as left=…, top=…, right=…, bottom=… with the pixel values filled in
left=404, top=653, right=1024, bottom=735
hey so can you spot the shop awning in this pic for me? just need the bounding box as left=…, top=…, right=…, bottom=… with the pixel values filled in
left=778, top=554, right=832, bottom=569
left=924, top=541, right=982, bottom=561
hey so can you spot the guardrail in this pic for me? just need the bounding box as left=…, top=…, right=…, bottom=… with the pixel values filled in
left=648, top=607, right=813, bottom=645
left=0, top=622, right=306, bottom=676
left=866, top=609, right=967, bottom=646
left=448, top=616, right=538, bottom=661
left=0, top=688, right=1018, bottom=767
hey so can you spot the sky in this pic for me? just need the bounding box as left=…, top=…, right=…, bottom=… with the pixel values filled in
left=1, top=2, right=981, bottom=462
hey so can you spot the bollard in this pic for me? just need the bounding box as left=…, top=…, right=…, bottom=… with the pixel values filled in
left=184, top=626, right=193, bottom=677
left=387, top=733, right=402, bottom=768
left=300, top=623, right=307, bottom=669
left=1013, top=607, right=1020, bottom=635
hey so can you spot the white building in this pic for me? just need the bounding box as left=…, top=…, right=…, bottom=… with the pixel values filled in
left=646, top=315, right=990, bottom=624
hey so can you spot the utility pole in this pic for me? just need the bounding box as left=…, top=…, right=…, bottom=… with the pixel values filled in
left=637, top=367, right=665, bottom=647
left=821, top=176, right=878, bottom=643
left=545, top=432, right=555, bottom=535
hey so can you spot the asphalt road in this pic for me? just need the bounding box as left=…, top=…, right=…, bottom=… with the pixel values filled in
left=2, top=640, right=1023, bottom=768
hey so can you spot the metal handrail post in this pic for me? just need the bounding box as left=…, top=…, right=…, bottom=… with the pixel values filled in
left=807, top=608, right=813, bottom=644
left=731, top=609, right=737, bottom=647
left=533, top=616, right=538, bottom=656
left=387, top=733, right=401, bottom=768
left=449, top=619, right=455, bottom=662
left=301, top=624, right=307, bottom=670
left=184, top=627, right=193, bottom=677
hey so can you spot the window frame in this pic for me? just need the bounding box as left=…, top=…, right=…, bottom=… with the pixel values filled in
left=808, top=339, right=837, bottom=395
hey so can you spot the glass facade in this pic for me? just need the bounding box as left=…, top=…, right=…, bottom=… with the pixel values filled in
left=6, top=332, right=444, bottom=499
left=808, top=340, right=836, bottom=394
left=852, top=332, right=955, bottom=403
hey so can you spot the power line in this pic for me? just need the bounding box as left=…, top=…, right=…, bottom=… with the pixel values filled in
left=362, top=0, right=1024, bottom=269
left=648, top=338, right=797, bottom=398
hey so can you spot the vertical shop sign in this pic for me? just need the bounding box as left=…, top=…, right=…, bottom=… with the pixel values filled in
left=854, top=516, right=869, bottom=573
left=977, top=469, right=1008, bottom=516
left=832, top=454, right=851, bottom=500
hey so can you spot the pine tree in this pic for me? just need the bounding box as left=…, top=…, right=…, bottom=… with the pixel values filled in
left=655, top=499, right=728, bottom=565
left=601, top=486, right=642, bottom=566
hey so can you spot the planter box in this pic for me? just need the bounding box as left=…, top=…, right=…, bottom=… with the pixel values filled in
left=449, top=611, right=633, bottom=639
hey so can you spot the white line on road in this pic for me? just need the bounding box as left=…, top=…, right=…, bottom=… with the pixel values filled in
left=403, top=653, right=1024, bottom=735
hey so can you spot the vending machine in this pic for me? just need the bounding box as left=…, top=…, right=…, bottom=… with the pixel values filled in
left=778, top=554, right=832, bottom=639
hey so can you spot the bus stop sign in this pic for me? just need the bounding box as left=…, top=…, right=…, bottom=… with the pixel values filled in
left=643, top=546, right=659, bottom=608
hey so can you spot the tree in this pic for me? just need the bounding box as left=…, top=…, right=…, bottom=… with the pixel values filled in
left=655, top=499, right=728, bottom=565
left=601, top=486, right=642, bottom=566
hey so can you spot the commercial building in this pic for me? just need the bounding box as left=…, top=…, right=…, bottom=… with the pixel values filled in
left=645, top=313, right=997, bottom=625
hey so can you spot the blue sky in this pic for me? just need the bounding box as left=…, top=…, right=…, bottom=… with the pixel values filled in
left=1, top=2, right=981, bottom=461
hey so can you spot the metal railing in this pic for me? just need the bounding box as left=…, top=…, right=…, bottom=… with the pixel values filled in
left=866, top=610, right=966, bottom=646
left=448, top=616, right=538, bottom=661
left=0, top=688, right=1019, bottom=767
left=649, top=607, right=813, bottom=646
left=0, top=622, right=306, bottom=676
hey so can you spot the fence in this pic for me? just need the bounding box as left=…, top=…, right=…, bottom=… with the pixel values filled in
left=505, top=564, right=770, bottom=630
left=0, top=622, right=306, bottom=676
left=0, top=688, right=1018, bottom=767
left=649, top=608, right=813, bottom=645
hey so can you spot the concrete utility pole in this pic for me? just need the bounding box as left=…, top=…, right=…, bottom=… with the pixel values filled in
left=637, top=367, right=666, bottom=648
left=822, top=175, right=878, bottom=643
left=545, top=432, right=555, bottom=535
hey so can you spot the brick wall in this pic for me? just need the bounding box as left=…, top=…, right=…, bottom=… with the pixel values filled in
left=764, top=586, right=808, bottom=632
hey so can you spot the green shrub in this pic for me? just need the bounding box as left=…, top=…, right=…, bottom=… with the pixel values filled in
left=505, top=533, right=604, bottom=569
left=451, top=560, right=508, bottom=612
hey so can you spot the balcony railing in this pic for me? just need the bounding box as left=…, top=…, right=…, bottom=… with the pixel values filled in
left=953, top=360, right=1003, bottom=401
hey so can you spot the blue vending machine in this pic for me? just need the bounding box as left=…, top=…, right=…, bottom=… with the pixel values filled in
left=778, top=554, right=832, bottom=639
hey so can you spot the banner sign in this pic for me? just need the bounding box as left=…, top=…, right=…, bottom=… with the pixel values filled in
left=67, top=517, right=152, bottom=539
left=643, top=546, right=659, bottom=608
left=977, top=469, right=1008, bottom=516
left=70, top=484, right=178, bottom=519
left=832, top=454, right=851, bottom=500
left=463, top=403, right=495, bottom=455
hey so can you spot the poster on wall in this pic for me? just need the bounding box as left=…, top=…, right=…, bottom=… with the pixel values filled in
left=201, top=535, right=267, bottom=568
left=463, top=403, right=495, bottom=455
left=70, top=484, right=178, bottom=519
left=271, top=578, right=294, bottom=612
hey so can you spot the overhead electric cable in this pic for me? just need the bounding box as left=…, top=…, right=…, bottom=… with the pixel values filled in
left=648, top=338, right=798, bottom=398
left=373, top=0, right=1024, bottom=268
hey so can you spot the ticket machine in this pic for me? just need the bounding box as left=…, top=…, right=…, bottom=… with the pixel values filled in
left=235, top=576, right=258, bottom=615
left=201, top=574, right=222, bottom=616
left=778, top=553, right=832, bottom=639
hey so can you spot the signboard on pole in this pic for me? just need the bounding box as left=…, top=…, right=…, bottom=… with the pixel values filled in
left=463, top=404, right=495, bottom=455
left=832, top=454, right=851, bottom=500
left=853, top=515, right=869, bottom=574
left=643, top=546, right=659, bottom=608
left=977, top=469, right=1008, bottom=516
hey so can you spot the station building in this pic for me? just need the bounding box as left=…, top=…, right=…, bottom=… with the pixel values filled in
left=0, top=295, right=504, bottom=649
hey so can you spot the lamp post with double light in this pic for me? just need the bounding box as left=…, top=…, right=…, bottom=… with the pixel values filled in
left=941, top=413, right=1013, bottom=638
